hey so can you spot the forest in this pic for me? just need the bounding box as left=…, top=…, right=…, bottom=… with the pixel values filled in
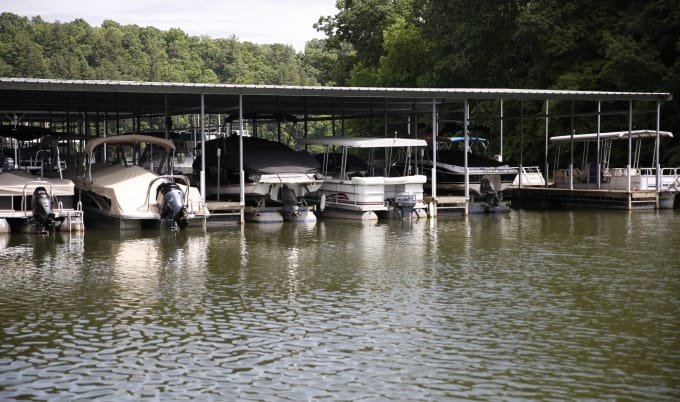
left=1, top=0, right=679, bottom=164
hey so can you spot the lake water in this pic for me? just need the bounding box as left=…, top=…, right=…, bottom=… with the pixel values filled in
left=1, top=210, right=679, bottom=401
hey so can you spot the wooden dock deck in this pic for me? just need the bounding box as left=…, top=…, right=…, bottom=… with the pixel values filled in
left=424, top=196, right=467, bottom=216
left=205, top=200, right=241, bottom=224
left=506, top=187, right=662, bottom=210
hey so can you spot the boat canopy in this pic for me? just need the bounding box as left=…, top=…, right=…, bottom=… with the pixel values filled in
left=84, top=134, right=176, bottom=154
left=550, top=130, right=673, bottom=143
left=0, top=170, right=74, bottom=196
left=297, top=137, right=427, bottom=148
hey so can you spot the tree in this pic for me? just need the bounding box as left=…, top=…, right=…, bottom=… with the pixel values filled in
left=316, top=0, right=412, bottom=85
left=377, top=16, right=433, bottom=86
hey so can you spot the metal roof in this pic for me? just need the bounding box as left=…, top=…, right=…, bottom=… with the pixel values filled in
left=296, top=136, right=427, bottom=148
left=550, top=129, right=674, bottom=143
left=0, top=77, right=673, bottom=122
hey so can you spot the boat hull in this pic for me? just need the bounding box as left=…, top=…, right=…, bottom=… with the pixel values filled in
left=282, top=206, right=317, bottom=223
left=658, top=191, right=677, bottom=209
left=80, top=200, right=207, bottom=230
left=80, top=203, right=173, bottom=230
left=5, top=211, right=83, bottom=233
left=423, top=168, right=517, bottom=196
left=307, top=175, right=428, bottom=220
left=316, top=207, right=379, bottom=221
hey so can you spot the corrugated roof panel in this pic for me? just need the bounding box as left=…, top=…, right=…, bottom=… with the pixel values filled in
left=0, top=77, right=672, bottom=122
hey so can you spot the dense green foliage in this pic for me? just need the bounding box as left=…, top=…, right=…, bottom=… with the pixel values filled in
left=0, top=13, right=319, bottom=84
left=316, top=0, right=678, bottom=93
left=316, top=0, right=680, bottom=164
left=1, top=0, right=679, bottom=163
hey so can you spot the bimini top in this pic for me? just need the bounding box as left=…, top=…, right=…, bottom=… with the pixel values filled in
left=550, top=129, right=673, bottom=143
left=84, top=134, right=176, bottom=154
left=297, top=136, right=427, bottom=148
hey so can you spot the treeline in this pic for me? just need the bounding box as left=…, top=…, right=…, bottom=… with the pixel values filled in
left=1, top=0, right=679, bottom=163
left=0, top=12, right=323, bottom=85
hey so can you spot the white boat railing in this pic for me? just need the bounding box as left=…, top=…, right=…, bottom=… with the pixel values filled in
left=554, top=166, right=680, bottom=191
left=20, top=180, right=54, bottom=215
left=512, top=166, right=546, bottom=187
left=144, top=174, right=209, bottom=217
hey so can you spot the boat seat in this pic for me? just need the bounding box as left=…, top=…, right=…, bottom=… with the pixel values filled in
left=384, top=175, right=427, bottom=184
left=350, top=176, right=384, bottom=185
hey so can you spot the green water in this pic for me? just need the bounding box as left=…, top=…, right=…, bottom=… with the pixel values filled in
left=1, top=210, right=679, bottom=401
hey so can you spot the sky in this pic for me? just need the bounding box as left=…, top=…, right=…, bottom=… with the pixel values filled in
left=2, top=0, right=338, bottom=52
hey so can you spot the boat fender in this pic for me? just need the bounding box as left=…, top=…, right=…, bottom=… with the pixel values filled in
left=319, top=192, right=326, bottom=211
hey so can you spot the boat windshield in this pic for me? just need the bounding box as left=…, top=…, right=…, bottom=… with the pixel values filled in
left=440, top=136, right=489, bottom=153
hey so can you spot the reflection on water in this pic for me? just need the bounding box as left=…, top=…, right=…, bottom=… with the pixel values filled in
left=1, top=211, right=679, bottom=401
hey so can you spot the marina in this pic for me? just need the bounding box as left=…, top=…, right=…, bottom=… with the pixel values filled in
left=1, top=79, right=678, bottom=401
left=1, top=3, right=678, bottom=399
left=1, top=78, right=676, bottom=232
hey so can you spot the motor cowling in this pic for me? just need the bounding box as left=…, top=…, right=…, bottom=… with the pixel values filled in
left=479, top=177, right=499, bottom=207
left=1, top=155, right=14, bottom=171
left=157, top=181, right=187, bottom=229
left=31, top=186, right=63, bottom=231
left=394, top=192, right=416, bottom=219
left=280, top=185, right=300, bottom=216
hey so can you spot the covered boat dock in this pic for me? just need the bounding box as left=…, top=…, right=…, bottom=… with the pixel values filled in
left=0, top=78, right=674, bottom=222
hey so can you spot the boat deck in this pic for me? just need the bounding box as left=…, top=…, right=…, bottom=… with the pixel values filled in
left=0, top=208, right=84, bottom=233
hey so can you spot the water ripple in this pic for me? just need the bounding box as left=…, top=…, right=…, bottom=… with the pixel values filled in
left=1, top=213, right=679, bottom=400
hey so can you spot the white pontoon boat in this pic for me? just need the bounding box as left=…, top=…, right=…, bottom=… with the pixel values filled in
left=549, top=130, right=680, bottom=208
left=1, top=126, right=83, bottom=233
left=297, top=137, right=428, bottom=221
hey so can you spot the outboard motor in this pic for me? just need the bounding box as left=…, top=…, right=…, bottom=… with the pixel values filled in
left=479, top=177, right=499, bottom=207
left=157, top=180, right=188, bottom=229
left=31, top=186, right=64, bottom=232
left=394, top=192, right=417, bottom=219
left=1, top=155, right=14, bottom=171
left=280, top=185, right=300, bottom=217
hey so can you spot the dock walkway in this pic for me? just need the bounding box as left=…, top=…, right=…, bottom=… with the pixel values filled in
left=507, top=187, right=662, bottom=210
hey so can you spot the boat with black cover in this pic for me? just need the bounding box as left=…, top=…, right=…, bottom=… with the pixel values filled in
left=194, top=134, right=322, bottom=223
left=417, top=136, right=517, bottom=210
